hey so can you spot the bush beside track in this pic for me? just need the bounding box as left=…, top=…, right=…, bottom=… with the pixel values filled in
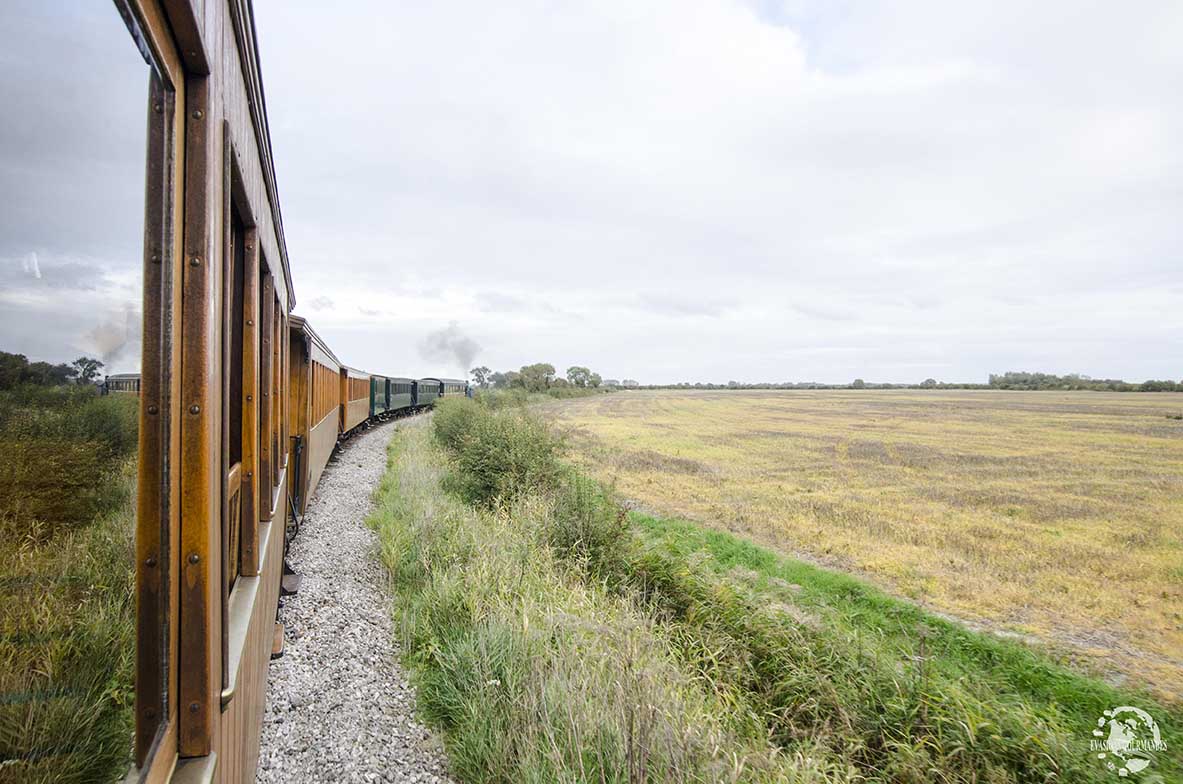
left=0, top=385, right=138, bottom=783
left=371, top=397, right=1182, bottom=783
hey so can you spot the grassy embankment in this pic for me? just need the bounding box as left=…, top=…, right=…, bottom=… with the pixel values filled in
left=547, top=389, right=1183, bottom=701
left=369, top=398, right=1182, bottom=783
left=0, top=386, right=138, bottom=784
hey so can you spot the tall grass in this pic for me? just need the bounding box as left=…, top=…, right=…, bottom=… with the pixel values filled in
left=372, top=416, right=855, bottom=783
left=373, top=398, right=1182, bottom=783
left=0, top=386, right=138, bottom=783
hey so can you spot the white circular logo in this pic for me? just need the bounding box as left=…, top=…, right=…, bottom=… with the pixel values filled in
left=1091, top=706, right=1167, bottom=777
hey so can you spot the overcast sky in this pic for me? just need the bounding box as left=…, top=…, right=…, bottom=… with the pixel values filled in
left=2, top=2, right=1180, bottom=382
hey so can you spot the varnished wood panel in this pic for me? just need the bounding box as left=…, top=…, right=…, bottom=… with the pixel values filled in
left=178, top=71, right=218, bottom=757
left=306, top=412, right=338, bottom=507
left=239, top=229, right=260, bottom=577
left=128, top=0, right=299, bottom=779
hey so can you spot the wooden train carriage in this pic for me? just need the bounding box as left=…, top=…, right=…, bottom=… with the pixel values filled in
left=340, top=367, right=371, bottom=433
left=439, top=378, right=468, bottom=398
left=389, top=377, right=415, bottom=413
left=287, top=315, right=342, bottom=516
left=369, top=373, right=391, bottom=418
left=121, top=0, right=297, bottom=781
left=107, top=373, right=143, bottom=394
left=415, top=377, right=441, bottom=407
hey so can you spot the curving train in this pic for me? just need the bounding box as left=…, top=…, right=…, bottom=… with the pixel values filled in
left=283, top=314, right=469, bottom=515
left=108, top=320, right=469, bottom=520
left=71, top=0, right=473, bottom=780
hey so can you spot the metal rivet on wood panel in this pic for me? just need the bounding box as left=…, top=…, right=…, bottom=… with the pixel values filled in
left=189, top=256, right=201, bottom=267
left=153, top=103, right=162, bottom=113
left=188, top=702, right=199, bottom=713
left=247, top=320, right=253, bottom=326
left=191, top=109, right=203, bottom=120
left=246, top=394, right=252, bottom=402
left=150, top=253, right=161, bottom=264
left=188, top=553, right=200, bottom=564
left=147, top=404, right=159, bottom=415
left=145, top=556, right=157, bottom=567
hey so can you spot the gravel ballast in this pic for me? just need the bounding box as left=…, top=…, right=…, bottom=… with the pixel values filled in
left=257, top=419, right=452, bottom=783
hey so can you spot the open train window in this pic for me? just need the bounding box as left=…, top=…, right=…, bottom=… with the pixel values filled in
left=0, top=1, right=188, bottom=776
left=222, top=138, right=254, bottom=595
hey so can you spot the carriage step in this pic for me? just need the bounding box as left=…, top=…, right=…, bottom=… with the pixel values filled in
left=280, top=560, right=301, bottom=596
left=271, top=622, right=285, bottom=659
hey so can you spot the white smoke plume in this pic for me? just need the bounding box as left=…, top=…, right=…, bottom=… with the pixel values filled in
left=417, top=321, right=479, bottom=374
left=86, top=302, right=142, bottom=370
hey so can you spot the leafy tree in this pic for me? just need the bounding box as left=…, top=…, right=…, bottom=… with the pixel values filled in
left=566, top=366, right=592, bottom=388
left=920, top=378, right=937, bottom=389
left=519, top=363, right=556, bottom=392
left=470, top=365, right=492, bottom=388
left=0, top=351, right=29, bottom=390
left=552, top=377, right=570, bottom=388
left=26, top=361, right=74, bottom=386
left=852, top=378, right=866, bottom=389
left=72, top=356, right=104, bottom=385
left=502, top=371, right=522, bottom=389
left=589, top=373, right=602, bottom=388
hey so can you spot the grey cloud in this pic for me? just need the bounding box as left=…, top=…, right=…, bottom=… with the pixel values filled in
left=308, top=295, right=334, bottom=311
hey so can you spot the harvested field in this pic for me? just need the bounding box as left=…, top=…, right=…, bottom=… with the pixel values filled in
left=547, top=389, right=1183, bottom=701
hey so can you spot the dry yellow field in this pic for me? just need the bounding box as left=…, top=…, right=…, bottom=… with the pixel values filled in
left=547, top=389, right=1183, bottom=701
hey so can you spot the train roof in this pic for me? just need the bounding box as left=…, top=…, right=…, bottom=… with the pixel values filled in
left=417, top=377, right=441, bottom=383
left=106, top=372, right=142, bottom=379
left=342, top=365, right=371, bottom=377
left=289, top=314, right=342, bottom=366
left=439, top=378, right=468, bottom=384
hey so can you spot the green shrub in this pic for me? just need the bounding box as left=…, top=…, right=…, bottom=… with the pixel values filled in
left=0, top=388, right=137, bottom=538
left=475, top=388, right=530, bottom=410
left=434, top=404, right=562, bottom=507
left=431, top=397, right=484, bottom=453
left=543, top=469, right=626, bottom=573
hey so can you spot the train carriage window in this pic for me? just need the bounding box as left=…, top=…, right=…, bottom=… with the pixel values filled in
left=0, top=2, right=181, bottom=778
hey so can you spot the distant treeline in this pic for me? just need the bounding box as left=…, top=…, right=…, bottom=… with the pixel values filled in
left=635, top=371, right=1183, bottom=393
left=471, top=363, right=613, bottom=393
left=0, top=351, right=106, bottom=390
